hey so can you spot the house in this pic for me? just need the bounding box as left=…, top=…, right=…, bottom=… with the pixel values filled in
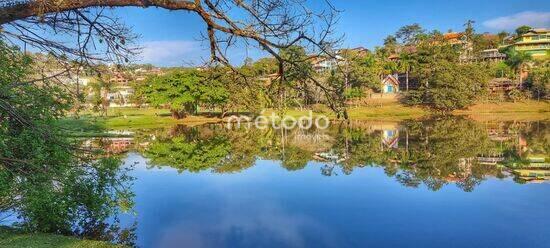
left=480, top=49, right=507, bottom=62
left=381, top=75, right=400, bottom=94
left=443, top=32, right=474, bottom=62
left=311, top=55, right=344, bottom=73
left=109, top=72, right=130, bottom=85
left=500, top=29, right=549, bottom=60
left=108, top=86, right=135, bottom=107
left=488, top=78, right=521, bottom=94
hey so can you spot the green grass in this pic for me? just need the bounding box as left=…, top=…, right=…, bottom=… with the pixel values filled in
left=69, top=108, right=223, bottom=130
left=62, top=100, right=549, bottom=131
left=347, top=102, right=427, bottom=121
left=0, top=227, right=121, bottom=248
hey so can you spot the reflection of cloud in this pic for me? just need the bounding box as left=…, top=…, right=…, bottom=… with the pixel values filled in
left=139, top=40, right=203, bottom=66
left=154, top=200, right=339, bottom=248
left=483, top=11, right=550, bottom=30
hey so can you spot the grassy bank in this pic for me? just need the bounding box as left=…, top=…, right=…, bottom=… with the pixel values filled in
left=454, top=100, right=550, bottom=122
left=0, top=227, right=120, bottom=248
left=64, top=100, right=549, bottom=130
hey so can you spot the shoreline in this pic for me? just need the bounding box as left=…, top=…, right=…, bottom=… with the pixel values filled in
left=65, top=100, right=549, bottom=130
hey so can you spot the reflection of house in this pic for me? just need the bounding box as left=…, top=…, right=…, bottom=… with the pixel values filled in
left=381, top=75, right=400, bottom=94
left=477, top=156, right=505, bottom=165
left=382, top=129, right=399, bottom=149
left=315, top=151, right=346, bottom=163
left=513, top=169, right=550, bottom=183
left=500, top=29, right=549, bottom=59
left=104, top=138, right=133, bottom=154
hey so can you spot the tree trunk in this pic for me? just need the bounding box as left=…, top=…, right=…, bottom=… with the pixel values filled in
left=406, top=69, right=409, bottom=91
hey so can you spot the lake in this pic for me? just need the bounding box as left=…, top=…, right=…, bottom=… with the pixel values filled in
left=4, top=117, right=550, bottom=247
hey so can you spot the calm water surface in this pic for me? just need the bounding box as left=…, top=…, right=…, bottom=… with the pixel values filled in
left=3, top=118, right=549, bottom=248
left=111, top=118, right=549, bottom=248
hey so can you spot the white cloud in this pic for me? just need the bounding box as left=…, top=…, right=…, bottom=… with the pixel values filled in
left=139, top=40, right=204, bottom=66
left=483, top=11, right=550, bottom=30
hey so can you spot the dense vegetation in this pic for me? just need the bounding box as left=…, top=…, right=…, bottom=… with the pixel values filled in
left=124, top=23, right=548, bottom=117
left=0, top=41, right=135, bottom=245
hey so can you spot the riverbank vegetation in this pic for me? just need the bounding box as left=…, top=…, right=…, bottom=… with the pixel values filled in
left=0, top=0, right=548, bottom=246
left=0, top=41, right=135, bottom=246
left=84, top=23, right=548, bottom=121
left=0, top=227, right=121, bottom=248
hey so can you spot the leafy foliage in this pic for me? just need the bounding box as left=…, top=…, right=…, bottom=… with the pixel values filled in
left=0, top=41, right=134, bottom=245
left=136, top=69, right=229, bottom=118
left=404, top=42, right=490, bottom=110
left=526, top=65, right=550, bottom=100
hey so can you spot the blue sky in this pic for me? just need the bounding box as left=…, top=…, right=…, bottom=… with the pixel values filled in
left=112, top=0, right=550, bottom=66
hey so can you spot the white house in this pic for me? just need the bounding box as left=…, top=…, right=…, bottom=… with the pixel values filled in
left=381, top=75, right=400, bottom=94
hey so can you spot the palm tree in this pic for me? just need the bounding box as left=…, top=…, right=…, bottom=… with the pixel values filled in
left=504, top=49, right=532, bottom=84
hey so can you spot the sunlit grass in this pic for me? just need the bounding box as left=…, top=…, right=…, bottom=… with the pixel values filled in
left=61, top=100, right=549, bottom=131
left=0, top=227, right=122, bottom=248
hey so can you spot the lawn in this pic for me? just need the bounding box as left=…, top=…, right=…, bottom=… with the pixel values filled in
left=0, top=227, right=121, bottom=248
left=62, top=100, right=549, bottom=131
left=71, top=108, right=223, bottom=130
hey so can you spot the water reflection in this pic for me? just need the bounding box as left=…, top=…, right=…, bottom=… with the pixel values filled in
left=117, top=117, right=549, bottom=191
left=20, top=117, right=546, bottom=248
left=0, top=152, right=137, bottom=246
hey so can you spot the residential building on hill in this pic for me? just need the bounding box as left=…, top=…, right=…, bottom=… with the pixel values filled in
left=480, top=49, right=507, bottom=62
left=311, top=55, right=343, bottom=73
left=443, top=32, right=474, bottom=62
left=500, top=29, right=549, bottom=59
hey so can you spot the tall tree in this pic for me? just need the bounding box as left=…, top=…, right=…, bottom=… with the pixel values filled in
left=136, top=69, right=229, bottom=119
left=395, top=23, right=426, bottom=45
left=1, top=0, right=345, bottom=117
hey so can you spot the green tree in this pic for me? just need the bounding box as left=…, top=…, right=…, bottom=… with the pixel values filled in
left=136, top=69, right=229, bottom=119
left=504, top=48, right=532, bottom=83
left=395, top=23, right=426, bottom=45
left=515, top=25, right=532, bottom=36
left=428, top=63, right=489, bottom=110
left=526, top=65, right=550, bottom=100
left=0, top=41, right=134, bottom=243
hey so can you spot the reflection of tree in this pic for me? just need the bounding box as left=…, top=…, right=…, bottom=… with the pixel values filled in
left=144, top=127, right=231, bottom=173
left=518, top=121, right=549, bottom=158
left=143, top=126, right=320, bottom=173
left=391, top=118, right=501, bottom=191
left=328, top=118, right=505, bottom=191
left=0, top=157, right=136, bottom=246
left=214, top=128, right=269, bottom=173
left=140, top=118, right=545, bottom=191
